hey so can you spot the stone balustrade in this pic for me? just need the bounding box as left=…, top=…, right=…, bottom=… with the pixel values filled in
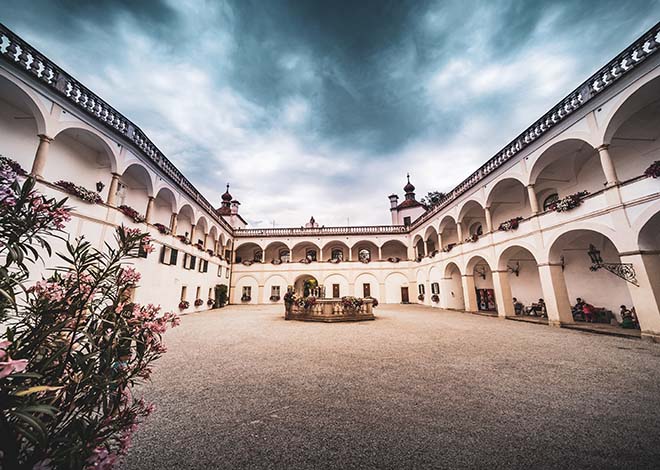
left=234, top=224, right=408, bottom=237
left=285, top=298, right=375, bottom=322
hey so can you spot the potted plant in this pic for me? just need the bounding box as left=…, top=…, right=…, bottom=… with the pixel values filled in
left=431, top=294, right=440, bottom=303
left=194, top=298, right=204, bottom=307
left=119, top=204, right=146, bottom=223
left=207, top=298, right=215, bottom=307
left=54, top=180, right=103, bottom=204
left=548, top=191, right=589, bottom=212
left=498, top=216, right=523, bottom=232
left=644, top=160, right=660, bottom=178
left=241, top=294, right=251, bottom=302
left=178, top=300, right=190, bottom=310
left=154, top=223, right=170, bottom=235
left=418, top=294, right=425, bottom=301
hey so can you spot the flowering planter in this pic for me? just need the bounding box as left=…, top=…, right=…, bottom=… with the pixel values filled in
left=548, top=191, right=589, bottom=212
left=119, top=205, right=146, bottom=223
left=498, top=216, right=523, bottom=232
left=55, top=180, right=102, bottom=204
left=154, top=223, right=170, bottom=235
left=644, top=160, right=660, bottom=178
left=178, top=300, right=190, bottom=310
left=194, top=299, right=204, bottom=307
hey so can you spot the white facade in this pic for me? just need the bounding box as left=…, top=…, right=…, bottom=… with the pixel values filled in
left=1, top=24, right=660, bottom=340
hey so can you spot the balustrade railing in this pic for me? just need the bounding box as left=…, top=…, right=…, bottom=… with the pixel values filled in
left=0, top=23, right=233, bottom=234
left=234, top=224, right=409, bottom=237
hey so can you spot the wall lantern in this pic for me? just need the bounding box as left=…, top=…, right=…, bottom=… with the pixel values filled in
left=96, top=181, right=105, bottom=192
left=587, top=244, right=638, bottom=286
left=507, top=261, right=520, bottom=277
left=474, top=265, right=487, bottom=280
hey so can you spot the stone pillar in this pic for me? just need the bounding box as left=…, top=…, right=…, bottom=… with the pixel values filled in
left=438, top=233, right=443, bottom=250
left=461, top=274, right=478, bottom=312
left=378, top=245, right=382, bottom=261
left=319, top=247, right=324, bottom=262
left=31, top=134, right=53, bottom=178
left=457, top=222, right=464, bottom=242
left=527, top=185, right=540, bottom=214
left=203, top=233, right=208, bottom=249
left=170, top=212, right=178, bottom=234
left=596, top=144, right=619, bottom=186
left=537, top=264, right=573, bottom=326
left=620, top=252, right=660, bottom=341
left=106, top=173, right=120, bottom=206
left=190, top=224, right=196, bottom=242
left=348, top=246, right=353, bottom=262
left=484, top=206, right=493, bottom=233
left=492, top=270, right=513, bottom=318
left=144, top=197, right=155, bottom=224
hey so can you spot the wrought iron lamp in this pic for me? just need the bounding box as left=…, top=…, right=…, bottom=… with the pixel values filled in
left=507, top=261, right=520, bottom=277
left=475, top=265, right=487, bottom=280
left=587, top=244, right=638, bottom=286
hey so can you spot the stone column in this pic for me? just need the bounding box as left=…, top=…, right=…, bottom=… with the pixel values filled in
left=596, top=144, right=619, bottom=186
left=461, top=274, right=478, bottom=312
left=537, top=263, right=573, bottom=326
left=620, top=252, right=660, bottom=341
left=106, top=173, right=120, bottom=206
left=170, top=212, right=178, bottom=234
left=457, top=221, right=464, bottom=242
left=484, top=206, right=493, bottom=233
left=438, top=233, right=443, bottom=251
left=492, top=270, right=513, bottom=318
left=348, top=246, right=353, bottom=262
left=377, top=245, right=382, bottom=261
left=527, top=185, right=540, bottom=214
left=31, top=134, right=53, bottom=178
left=190, top=224, right=196, bottom=242
left=319, top=247, right=324, bottom=262
left=144, top=197, right=155, bottom=224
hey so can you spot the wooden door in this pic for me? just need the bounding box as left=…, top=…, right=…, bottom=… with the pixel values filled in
left=332, top=284, right=340, bottom=298
left=363, top=283, right=371, bottom=297
left=401, top=287, right=409, bottom=303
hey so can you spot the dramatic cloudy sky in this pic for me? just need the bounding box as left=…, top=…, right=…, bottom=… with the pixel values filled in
left=3, top=1, right=659, bottom=226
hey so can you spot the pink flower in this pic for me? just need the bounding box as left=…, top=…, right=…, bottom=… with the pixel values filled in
left=0, top=340, right=10, bottom=361
left=85, top=447, right=117, bottom=470
left=0, top=357, right=28, bottom=379
left=33, top=459, right=53, bottom=470
left=118, top=266, right=141, bottom=285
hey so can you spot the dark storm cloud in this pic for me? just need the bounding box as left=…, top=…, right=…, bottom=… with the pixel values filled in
left=2, top=1, right=660, bottom=226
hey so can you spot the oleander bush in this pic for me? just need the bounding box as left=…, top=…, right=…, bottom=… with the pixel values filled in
left=0, top=159, right=178, bottom=469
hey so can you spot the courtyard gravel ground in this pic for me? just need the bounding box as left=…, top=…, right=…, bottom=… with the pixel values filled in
left=121, top=304, right=660, bottom=470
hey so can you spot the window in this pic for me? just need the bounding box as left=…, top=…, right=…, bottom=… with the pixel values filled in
left=306, top=249, right=317, bottom=261
left=403, top=216, right=411, bottom=226
left=254, top=250, right=263, bottom=262
left=331, top=248, right=343, bottom=261
left=543, top=193, right=559, bottom=211
left=471, top=224, right=483, bottom=236
left=431, top=282, right=440, bottom=295
left=160, top=246, right=179, bottom=266
left=418, top=284, right=425, bottom=295
left=195, top=286, right=201, bottom=300
left=198, top=259, right=209, bottom=273
left=358, top=249, right=371, bottom=263
left=225, top=249, right=231, bottom=260
left=183, top=253, right=196, bottom=270
left=225, top=268, right=230, bottom=279
left=242, top=286, right=252, bottom=297
left=208, top=287, right=213, bottom=299
left=217, top=265, right=223, bottom=277
left=271, top=285, right=280, bottom=297
left=279, top=249, right=290, bottom=262
left=180, top=286, right=187, bottom=301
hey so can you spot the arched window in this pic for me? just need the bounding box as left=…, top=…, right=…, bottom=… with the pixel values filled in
left=279, top=249, right=290, bottom=262
left=254, top=250, right=263, bottom=262
left=306, top=249, right=317, bottom=261
left=543, top=193, right=559, bottom=211
left=331, top=248, right=343, bottom=261
left=471, top=223, right=483, bottom=236
left=359, top=249, right=371, bottom=263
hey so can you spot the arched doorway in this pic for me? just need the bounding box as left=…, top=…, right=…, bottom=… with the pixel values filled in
left=466, top=256, right=495, bottom=313
left=294, top=275, right=321, bottom=298
left=442, top=262, right=464, bottom=310
left=497, top=245, right=543, bottom=317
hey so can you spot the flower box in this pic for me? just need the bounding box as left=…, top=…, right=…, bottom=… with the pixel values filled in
left=55, top=180, right=102, bottom=204
left=241, top=294, right=251, bottom=302
left=431, top=294, right=440, bottom=303
left=154, top=223, right=170, bottom=235
left=418, top=294, right=425, bottom=301
left=644, top=160, right=660, bottom=178
left=207, top=298, right=215, bottom=306
left=206, top=249, right=214, bottom=256
left=498, top=216, right=523, bottom=232
left=194, top=298, right=204, bottom=307
left=177, top=235, right=190, bottom=245
left=548, top=191, right=589, bottom=212
left=269, top=295, right=281, bottom=302
left=119, top=204, right=146, bottom=223
left=179, top=300, right=190, bottom=310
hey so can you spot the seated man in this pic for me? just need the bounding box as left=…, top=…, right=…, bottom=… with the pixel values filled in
left=512, top=297, right=524, bottom=316
left=582, top=302, right=595, bottom=323
left=620, top=305, right=639, bottom=329
left=572, top=298, right=586, bottom=321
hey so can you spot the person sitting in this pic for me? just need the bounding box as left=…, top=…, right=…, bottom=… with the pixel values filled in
left=529, top=299, right=547, bottom=317
left=620, top=305, right=639, bottom=329
left=582, top=302, right=595, bottom=323
left=512, top=297, right=524, bottom=316
left=572, top=298, right=586, bottom=321
left=537, top=298, right=547, bottom=318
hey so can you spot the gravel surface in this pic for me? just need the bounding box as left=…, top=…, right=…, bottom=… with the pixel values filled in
left=121, top=304, right=660, bottom=470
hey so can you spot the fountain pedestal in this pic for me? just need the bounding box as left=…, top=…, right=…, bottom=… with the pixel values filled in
left=285, top=299, right=375, bottom=322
